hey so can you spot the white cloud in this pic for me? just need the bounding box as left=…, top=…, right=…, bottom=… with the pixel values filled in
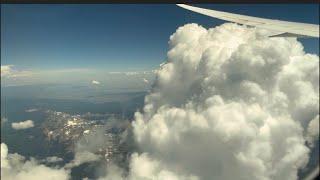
left=1, top=117, right=8, bottom=124
left=102, top=23, right=319, bottom=180
left=128, top=153, right=198, bottom=180
left=1, top=67, right=94, bottom=87
left=42, top=156, right=63, bottom=164
left=64, top=127, right=110, bottom=169
left=303, top=165, right=320, bottom=180
left=1, top=65, right=14, bottom=77
left=108, top=71, right=123, bottom=75
left=92, top=80, right=101, bottom=85
left=1, top=67, right=155, bottom=90
left=99, top=163, right=125, bottom=180
left=1, top=143, right=70, bottom=180
left=306, top=115, right=319, bottom=147
left=108, top=70, right=156, bottom=76
left=25, top=108, right=39, bottom=113
left=1, top=65, right=33, bottom=78
left=1, top=143, right=10, bottom=169
left=125, top=72, right=140, bottom=76
left=64, top=151, right=100, bottom=169
left=45, top=68, right=91, bottom=73
left=2, top=23, right=318, bottom=180
left=159, top=62, right=166, bottom=68
left=143, top=78, right=149, bottom=84
left=11, top=120, right=34, bottom=130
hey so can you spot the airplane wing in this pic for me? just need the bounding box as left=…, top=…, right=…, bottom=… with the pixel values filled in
left=177, top=4, right=319, bottom=38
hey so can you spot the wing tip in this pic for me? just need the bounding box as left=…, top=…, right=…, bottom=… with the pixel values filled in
left=176, top=4, right=189, bottom=9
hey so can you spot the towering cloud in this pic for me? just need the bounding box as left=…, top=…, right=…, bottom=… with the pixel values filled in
left=2, top=22, right=318, bottom=180
left=104, top=23, right=319, bottom=180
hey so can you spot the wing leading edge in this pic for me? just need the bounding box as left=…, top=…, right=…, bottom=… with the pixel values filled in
left=177, top=4, right=319, bottom=38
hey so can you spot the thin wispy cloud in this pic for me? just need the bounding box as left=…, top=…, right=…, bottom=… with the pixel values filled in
left=1, top=65, right=13, bottom=77
left=1, top=65, right=33, bottom=78
left=108, top=70, right=157, bottom=76
left=25, top=108, right=39, bottom=113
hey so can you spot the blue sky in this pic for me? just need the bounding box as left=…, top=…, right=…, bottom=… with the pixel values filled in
left=1, top=4, right=319, bottom=72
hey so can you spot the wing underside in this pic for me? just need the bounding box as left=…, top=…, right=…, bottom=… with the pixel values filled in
left=177, top=4, right=319, bottom=38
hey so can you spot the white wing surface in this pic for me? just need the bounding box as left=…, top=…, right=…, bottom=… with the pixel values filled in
left=177, top=4, right=319, bottom=38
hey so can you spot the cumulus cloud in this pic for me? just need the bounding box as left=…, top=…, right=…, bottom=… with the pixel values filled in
left=143, top=78, right=149, bottom=84
left=306, top=115, right=319, bottom=147
left=1, top=143, right=70, bottom=180
left=11, top=120, right=34, bottom=130
left=102, top=23, right=319, bottom=180
left=92, top=80, right=101, bottom=85
left=4, top=22, right=317, bottom=180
